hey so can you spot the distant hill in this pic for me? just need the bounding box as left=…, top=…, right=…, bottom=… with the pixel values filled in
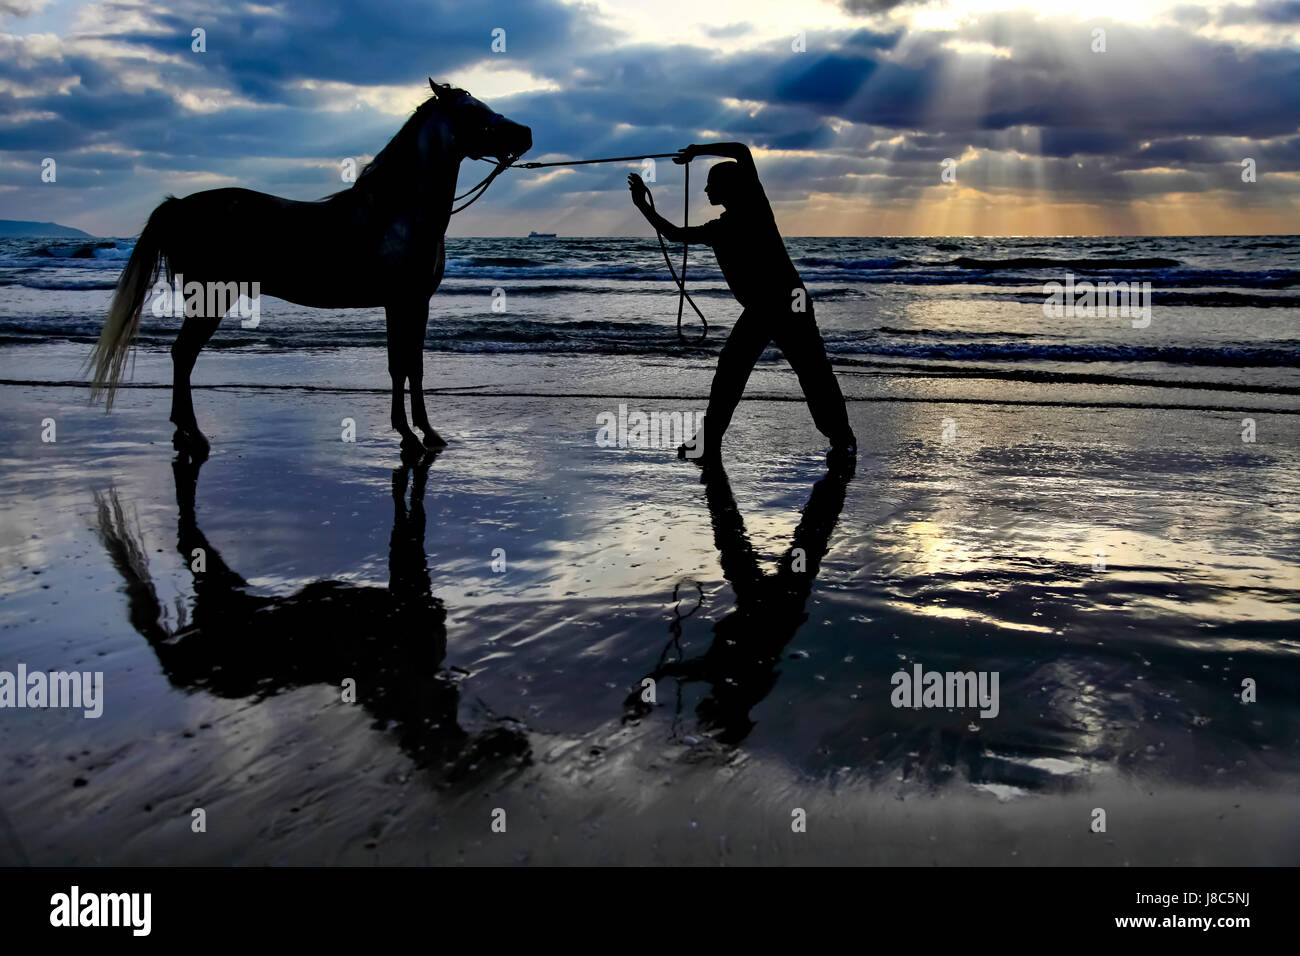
left=0, top=219, right=94, bottom=238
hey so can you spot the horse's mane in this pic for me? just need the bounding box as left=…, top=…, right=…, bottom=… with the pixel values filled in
left=318, top=83, right=463, bottom=203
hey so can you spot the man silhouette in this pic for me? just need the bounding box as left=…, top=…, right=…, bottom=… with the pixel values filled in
left=629, top=142, right=856, bottom=466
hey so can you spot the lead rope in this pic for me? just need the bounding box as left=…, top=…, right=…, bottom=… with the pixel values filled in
left=459, top=152, right=709, bottom=339
left=644, top=180, right=708, bottom=342
left=449, top=159, right=512, bottom=214
left=676, top=162, right=689, bottom=339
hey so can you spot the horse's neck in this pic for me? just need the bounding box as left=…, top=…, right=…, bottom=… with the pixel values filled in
left=401, top=156, right=461, bottom=226
left=423, top=149, right=462, bottom=218
left=345, top=136, right=462, bottom=231
left=419, top=157, right=461, bottom=232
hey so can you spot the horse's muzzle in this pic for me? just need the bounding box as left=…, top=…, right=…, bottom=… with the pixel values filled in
left=495, top=121, right=532, bottom=163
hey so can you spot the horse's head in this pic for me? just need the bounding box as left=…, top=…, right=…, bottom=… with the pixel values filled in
left=428, top=79, right=532, bottom=165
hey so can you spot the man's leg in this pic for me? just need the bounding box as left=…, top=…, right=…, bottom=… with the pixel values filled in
left=688, top=309, right=771, bottom=460
left=774, top=302, right=856, bottom=450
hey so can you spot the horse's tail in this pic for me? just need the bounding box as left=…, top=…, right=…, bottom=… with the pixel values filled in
left=87, top=198, right=177, bottom=410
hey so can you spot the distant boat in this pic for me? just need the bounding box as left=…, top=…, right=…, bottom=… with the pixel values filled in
left=528, top=231, right=557, bottom=238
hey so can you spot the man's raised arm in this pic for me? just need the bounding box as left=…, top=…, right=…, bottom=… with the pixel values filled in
left=676, top=142, right=758, bottom=178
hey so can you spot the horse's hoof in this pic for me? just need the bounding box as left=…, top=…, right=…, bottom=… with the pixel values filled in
left=398, top=443, right=427, bottom=467
left=422, top=430, right=448, bottom=449
left=172, top=427, right=210, bottom=463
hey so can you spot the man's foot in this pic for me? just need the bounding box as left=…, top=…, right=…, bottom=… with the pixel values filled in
left=678, top=442, right=720, bottom=468
left=827, top=433, right=857, bottom=468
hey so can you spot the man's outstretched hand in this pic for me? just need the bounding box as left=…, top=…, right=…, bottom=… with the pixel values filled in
left=673, top=144, right=699, bottom=165
left=627, top=172, right=649, bottom=205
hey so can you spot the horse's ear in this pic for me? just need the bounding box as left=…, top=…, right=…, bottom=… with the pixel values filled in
left=429, top=77, right=437, bottom=93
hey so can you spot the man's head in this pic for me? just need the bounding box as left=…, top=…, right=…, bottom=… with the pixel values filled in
left=704, top=161, right=744, bottom=207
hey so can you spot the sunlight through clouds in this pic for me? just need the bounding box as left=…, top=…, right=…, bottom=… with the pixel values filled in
left=0, top=0, right=1296, bottom=234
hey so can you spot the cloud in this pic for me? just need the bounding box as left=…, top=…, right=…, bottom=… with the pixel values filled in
left=1217, top=1, right=1300, bottom=25
left=0, top=0, right=51, bottom=16
left=88, top=0, right=610, bottom=102
left=701, top=22, right=752, bottom=39
left=1, top=0, right=1297, bottom=234
left=1169, top=4, right=1211, bottom=28
left=840, top=0, right=928, bottom=15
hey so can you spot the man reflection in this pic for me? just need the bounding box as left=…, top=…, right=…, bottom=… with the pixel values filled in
left=627, top=460, right=854, bottom=744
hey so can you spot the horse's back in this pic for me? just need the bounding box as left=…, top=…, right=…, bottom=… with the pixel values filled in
left=167, top=188, right=344, bottom=262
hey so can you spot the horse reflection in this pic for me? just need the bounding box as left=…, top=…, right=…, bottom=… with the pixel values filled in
left=94, top=452, right=528, bottom=779
left=627, top=460, right=853, bottom=745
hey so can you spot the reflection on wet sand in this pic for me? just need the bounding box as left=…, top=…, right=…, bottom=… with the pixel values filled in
left=92, top=452, right=529, bottom=782
left=626, top=461, right=854, bottom=746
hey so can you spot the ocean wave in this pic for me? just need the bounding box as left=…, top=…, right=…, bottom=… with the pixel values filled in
left=10, top=277, right=120, bottom=291
left=7, top=243, right=1297, bottom=291
left=795, top=256, right=912, bottom=269
left=428, top=261, right=1299, bottom=289
left=13, top=261, right=1287, bottom=289
left=445, top=255, right=548, bottom=268
left=830, top=358, right=1300, bottom=398
left=553, top=240, right=662, bottom=254
left=443, top=261, right=661, bottom=279
left=435, top=282, right=735, bottom=298
left=2, top=314, right=1294, bottom=369
left=826, top=341, right=1299, bottom=367
left=32, top=240, right=130, bottom=260
left=982, top=289, right=1300, bottom=308
left=949, top=256, right=1182, bottom=270
left=91, top=244, right=132, bottom=260
left=878, top=326, right=1046, bottom=339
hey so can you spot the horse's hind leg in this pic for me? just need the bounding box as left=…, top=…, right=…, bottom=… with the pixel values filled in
left=404, top=303, right=445, bottom=449
left=171, top=315, right=220, bottom=460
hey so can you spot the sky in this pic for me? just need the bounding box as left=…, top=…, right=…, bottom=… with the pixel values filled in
left=0, top=0, right=1297, bottom=237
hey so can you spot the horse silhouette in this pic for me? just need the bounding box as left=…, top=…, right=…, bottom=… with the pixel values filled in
left=626, top=460, right=853, bottom=745
left=93, top=452, right=529, bottom=779
left=87, top=81, right=532, bottom=460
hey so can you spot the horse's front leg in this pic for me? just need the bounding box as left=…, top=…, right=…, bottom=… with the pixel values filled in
left=404, top=300, right=446, bottom=449
left=385, top=304, right=423, bottom=454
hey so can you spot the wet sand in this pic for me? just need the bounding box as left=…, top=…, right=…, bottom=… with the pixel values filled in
left=0, top=381, right=1297, bottom=864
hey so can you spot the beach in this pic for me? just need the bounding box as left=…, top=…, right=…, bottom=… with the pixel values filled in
left=0, top=234, right=1298, bottom=864
left=0, top=379, right=1297, bottom=864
